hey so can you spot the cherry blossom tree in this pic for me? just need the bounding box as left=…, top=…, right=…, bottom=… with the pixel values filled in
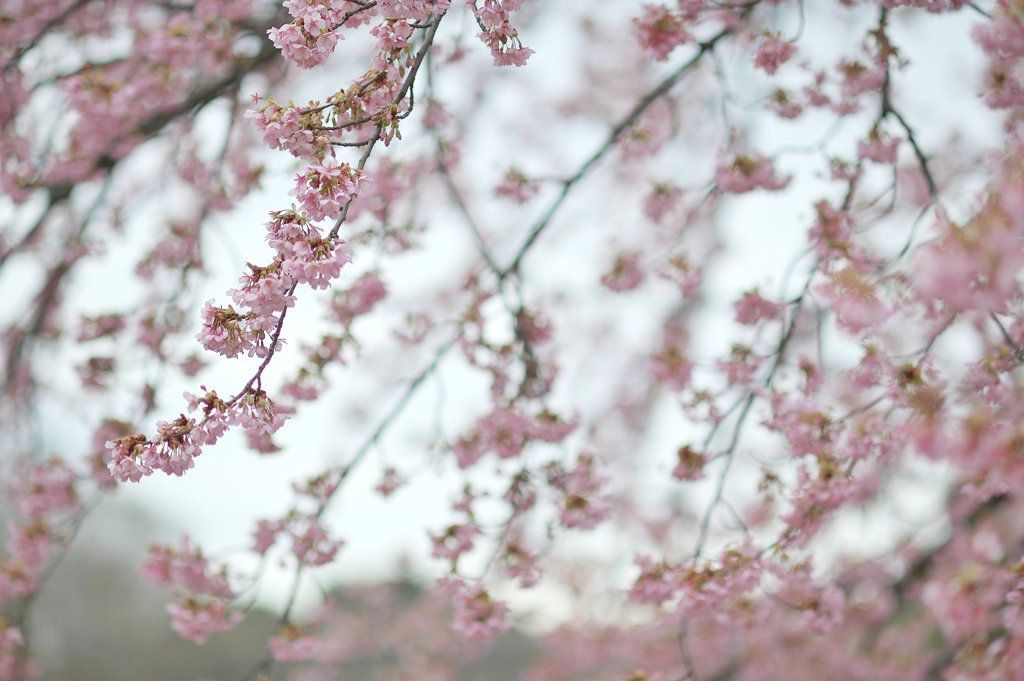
left=2, top=0, right=1023, bottom=679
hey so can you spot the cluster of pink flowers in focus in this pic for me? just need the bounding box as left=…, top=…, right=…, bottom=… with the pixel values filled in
left=105, top=387, right=288, bottom=483
left=245, top=98, right=320, bottom=159
left=370, top=18, right=414, bottom=53
left=269, top=22, right=339, bottom=69
left=469, top=0, right=534, bottom=66
left=292, top=157, right=367, bottom=223
left=270, top=0, right=378, bottom=69
left=380, top=0, right=451, bottom=22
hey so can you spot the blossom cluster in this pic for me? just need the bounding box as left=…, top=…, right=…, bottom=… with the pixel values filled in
left=140, top=537, right=241, bottom=644
left=0, top=460, right=82, bottom=620
left=105, top=388, right=288, bottom=483
left=469, top=0, right=534, bottom=67
left=450, top=406, right=577, bottom=468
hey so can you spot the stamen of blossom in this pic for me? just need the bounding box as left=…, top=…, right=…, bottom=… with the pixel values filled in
left=106, top=434, right=154, bottom=483
left=230, top=389, right=289, bottom=436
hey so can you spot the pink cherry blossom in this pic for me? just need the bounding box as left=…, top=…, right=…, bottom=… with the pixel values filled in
left=375, top=467, right=407, bottom=497
left=7, top=521, right=51, bottom=570
left=230, top=389, right=289, bottom=436
left=14, top=460, right=80, bottom=519
left=769, top=88, right=804, bottom=119
left=671, top=445, right=707, bottom=481
left=269, top=630, right=322, bottom=662
left=245, top=99, right=319, bottom=159
left=630, top=556, right=681, bottom=605
left=650, top=325, right=693, bottom=391
left=601, top=251, right=646, bottom=292
left=643, top=183, right=683, bottom=224
left=370, top=19, right=414, bottom=53
left=167, top=599, right=243, bottom=645
left=332, top=272, right=388, bottom=323
left=495, top=167, right=539, bottom=203
left=715, top=154, right=791, bottom=193
left=734, top=289, right=785, bottom=326
left=838, top=59, right=885, bottom=98
left=290, top=518, right=344, bottom=566
left=857, top=128, right=901, bottom=164
left=430, top=523, right=480, bottom=561
left=634, top=5, right=691, bottom=61
left=753, top=33, right=796, bottom=75
left=291, top=157, right=367, bottom=223
left=452, top=585, right=509, bottom=642
left=269, top=22, right=340, bottom=70
left=717, top=344, right=762, bottom=385
left=547, top=453, right=611, bottom=530
left=140, top=536, right=234, bottom=598
left=253, top=519, right=286, bottom=555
